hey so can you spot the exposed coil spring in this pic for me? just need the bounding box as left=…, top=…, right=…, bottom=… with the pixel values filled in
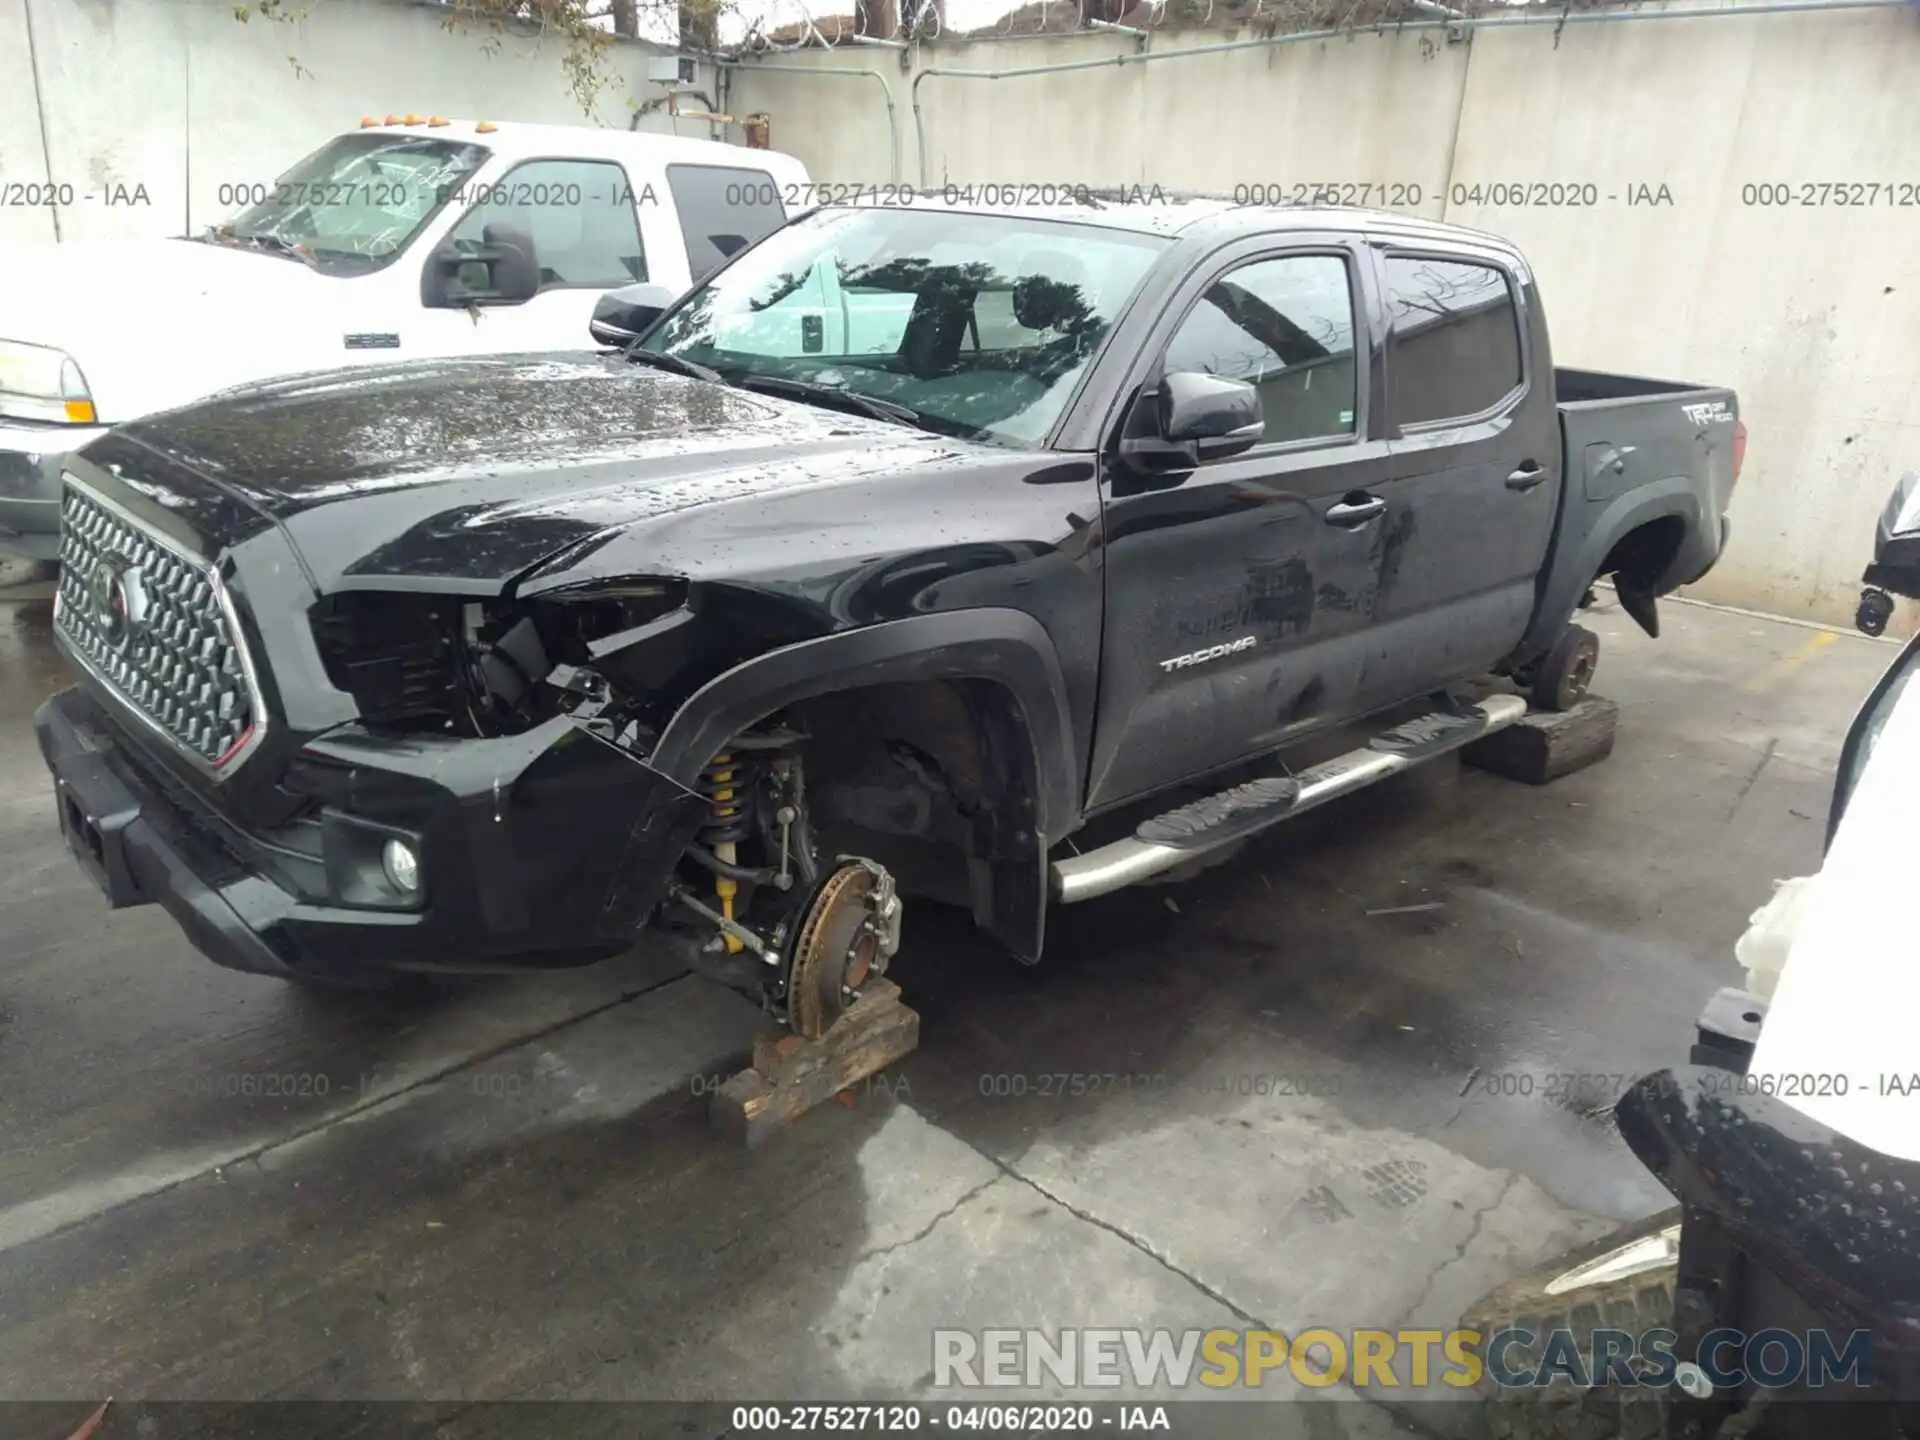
left=697, top=752, right=756, bottom=846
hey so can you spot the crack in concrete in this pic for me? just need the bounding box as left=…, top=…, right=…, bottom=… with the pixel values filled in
left=1396, top=1171, right=1520, bottom=1331
left=942, top=1130, right=1458, bottom=1440
left=854, top=1173, right=1001, bottom=1266
left=0, top=970, right=696, bottom=1257
left=963, top=1140, right=1269, bottom=1329
left=1726, top=735, right=1779, bottom=822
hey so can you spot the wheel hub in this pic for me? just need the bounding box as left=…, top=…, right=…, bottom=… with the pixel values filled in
left=784, top=859, right=902, bottom=1039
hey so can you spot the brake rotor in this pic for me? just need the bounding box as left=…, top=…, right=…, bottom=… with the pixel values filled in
left=786, top=862, right=884, bottom=1039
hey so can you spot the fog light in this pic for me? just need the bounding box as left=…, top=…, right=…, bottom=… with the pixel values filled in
left=381, top=838, right=421, bottom=895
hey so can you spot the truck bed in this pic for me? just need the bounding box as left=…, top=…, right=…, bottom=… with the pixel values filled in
left=1514, top=368, right=1741, bottom=658
left=1554, top=367, right=1727, bottom=406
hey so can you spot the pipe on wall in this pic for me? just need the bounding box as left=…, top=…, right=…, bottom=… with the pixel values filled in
left=716, top=60, right=903, bottom=184
left=908, top=0, right=1915, bottom=188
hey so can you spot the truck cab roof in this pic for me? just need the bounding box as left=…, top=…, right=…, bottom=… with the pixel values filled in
left=351, top=117, right=810, bottom=180
left=859, top=193, right=1526, bottom=262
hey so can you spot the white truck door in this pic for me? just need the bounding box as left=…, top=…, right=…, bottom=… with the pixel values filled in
left=412, top=157, right=655, bottom=356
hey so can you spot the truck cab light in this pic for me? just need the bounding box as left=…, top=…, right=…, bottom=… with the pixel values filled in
left=403, top=113, right=424, bottom=126
left=475, top=120, right=498, bottom=133
left=427, top=116, right=449, bottom=127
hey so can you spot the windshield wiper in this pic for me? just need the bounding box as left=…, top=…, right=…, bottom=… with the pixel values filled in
left=242, top=232, right=317, bottom=265
left=199, top=227, right=316, bottom=266
left=626, top=349, right=727, bottom=385
left=730, top=375, right=926, bottom=430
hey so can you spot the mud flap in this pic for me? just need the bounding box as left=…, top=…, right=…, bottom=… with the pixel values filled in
left=972, top=842, right=1047, bottom=964
left=1616, top=580, right=1660, bottom=638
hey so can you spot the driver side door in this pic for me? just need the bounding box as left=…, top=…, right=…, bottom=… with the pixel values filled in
left=1087, top=239, right=1397, bottom=810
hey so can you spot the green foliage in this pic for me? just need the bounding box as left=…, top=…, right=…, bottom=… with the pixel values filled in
left=230, top=0, right=731, bottom=118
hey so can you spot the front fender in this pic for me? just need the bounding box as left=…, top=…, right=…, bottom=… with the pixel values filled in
left=651, top=607, right=1080, bottom=843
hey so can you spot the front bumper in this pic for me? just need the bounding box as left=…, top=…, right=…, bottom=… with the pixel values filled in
left=0, top=422, right=107, bottom=560
left=36, top=684, right=707, bottom=981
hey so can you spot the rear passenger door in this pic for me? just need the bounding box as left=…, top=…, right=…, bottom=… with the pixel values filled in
left=1361, top=244, right=1559, bottom=709
left=663, top=164, right=790, bottom=285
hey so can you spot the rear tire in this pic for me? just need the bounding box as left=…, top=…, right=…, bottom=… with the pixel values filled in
left=1530, top=625, right=1600, bottom=713
left=1463, top=1209, right=1678, bottom=1440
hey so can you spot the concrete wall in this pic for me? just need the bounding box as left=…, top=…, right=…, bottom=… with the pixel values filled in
left=0, top=0, right=698, bottom=250
left=7, top=0, right=1917, bottom=627
left=727, top=6, right=1920, bottom=630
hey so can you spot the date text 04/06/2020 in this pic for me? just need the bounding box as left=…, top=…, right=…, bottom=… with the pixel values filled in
left=728, top=1404, right=1173, bottom=1432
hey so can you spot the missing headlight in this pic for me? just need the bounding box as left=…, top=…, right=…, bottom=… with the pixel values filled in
left=311, top=581, right=690, bottom=739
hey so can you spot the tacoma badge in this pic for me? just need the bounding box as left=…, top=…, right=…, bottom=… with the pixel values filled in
left=1160, top=635, right=1257, bottom=673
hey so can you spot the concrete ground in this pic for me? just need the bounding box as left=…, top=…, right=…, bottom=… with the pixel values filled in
left=0, top=581, right=1898, bottom=1437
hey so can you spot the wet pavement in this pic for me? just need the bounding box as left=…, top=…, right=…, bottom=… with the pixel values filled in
left=0, top=582, right=1897, bottom=1436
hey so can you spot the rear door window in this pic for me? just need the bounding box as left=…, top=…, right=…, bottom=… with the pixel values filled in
left=1383, top=255, right=1524, bottom=427
left=665, top=165, right=788, bottom=281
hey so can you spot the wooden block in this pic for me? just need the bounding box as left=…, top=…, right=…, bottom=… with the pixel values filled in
left=709, top=978, right=920, bottom=1148
left=1463, top=696, right=1619, bottom=786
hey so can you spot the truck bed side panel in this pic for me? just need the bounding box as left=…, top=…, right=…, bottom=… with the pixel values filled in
left=1554, top=367, right=1715, bottom=403
left=1511, top=381, right=1739, bottom=663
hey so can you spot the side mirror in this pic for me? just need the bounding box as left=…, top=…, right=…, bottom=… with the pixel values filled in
left=1119, top=372, right=1264, bottom=474
left=421, top=222, right=541, bottom=309
left=589, top=282, right=679, bottom=349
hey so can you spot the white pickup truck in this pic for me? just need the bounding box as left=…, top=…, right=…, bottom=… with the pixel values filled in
left=0, top=118, right=811, bottom=561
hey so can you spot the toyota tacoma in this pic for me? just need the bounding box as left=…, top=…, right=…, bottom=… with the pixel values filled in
left=36, top=199, right=1743, bottom=1034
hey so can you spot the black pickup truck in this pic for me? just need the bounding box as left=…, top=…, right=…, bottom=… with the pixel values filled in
left=35, top=199, right=1742, bottom=1029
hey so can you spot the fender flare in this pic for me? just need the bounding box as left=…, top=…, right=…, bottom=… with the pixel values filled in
left=651, top=608, right=1079, bottom=842
left=1510, top=481, right=1706, bottom=667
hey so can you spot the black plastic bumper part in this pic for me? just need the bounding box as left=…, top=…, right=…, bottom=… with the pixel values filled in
left=36, top=685, right=707, bottom=981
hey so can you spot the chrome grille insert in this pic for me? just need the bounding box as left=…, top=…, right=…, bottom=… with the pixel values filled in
left=54, top=478, right=263, bottom=770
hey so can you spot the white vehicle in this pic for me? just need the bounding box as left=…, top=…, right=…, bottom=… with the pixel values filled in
left=1464, top=476, right=1920, bottom=1435
left=0, top=118, right=811, bottom=560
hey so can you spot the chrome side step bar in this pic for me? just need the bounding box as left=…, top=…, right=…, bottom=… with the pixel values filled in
left=1050, top=693, right=1529, bottom=903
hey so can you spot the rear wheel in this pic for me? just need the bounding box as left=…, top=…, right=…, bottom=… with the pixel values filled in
left=1529, top=624, right=1601, bottom=713
left=1463, top=1209, right=1679, bottom=1440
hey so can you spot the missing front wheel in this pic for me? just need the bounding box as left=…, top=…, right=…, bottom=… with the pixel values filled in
left=671, top=722, right=904, bottom=1036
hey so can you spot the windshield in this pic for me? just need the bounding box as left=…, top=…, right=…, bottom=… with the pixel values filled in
left=639, top=207, right=1169, bottom=447
left=211, top=133, right=489, bottom=277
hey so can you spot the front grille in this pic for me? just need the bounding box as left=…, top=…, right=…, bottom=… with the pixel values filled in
left=55, top=481, right=258, bottom=768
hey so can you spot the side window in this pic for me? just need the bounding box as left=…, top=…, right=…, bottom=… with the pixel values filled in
left=1383, top=255, right=1523, bottom=428
left=664, top=165, right=788, bottom=282
left=445, top=159, right=646, bottom=291
left=1161, top=254, right=1357, bottom=447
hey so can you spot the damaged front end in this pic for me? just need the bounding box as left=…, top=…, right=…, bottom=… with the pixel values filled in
left=296, top=577, right=905, bottom=1027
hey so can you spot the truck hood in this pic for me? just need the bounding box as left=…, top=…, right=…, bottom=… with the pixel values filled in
left=92, top=353, right=956, bottom=594
left=0, top=237, right=378, bottom=426
left=0, top=238, right=341, bottom=421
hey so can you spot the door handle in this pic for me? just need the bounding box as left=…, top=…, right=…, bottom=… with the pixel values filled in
left=1506, top=462, right=1548, bottom=492
left=1325, top=495, right=1387, bottom=527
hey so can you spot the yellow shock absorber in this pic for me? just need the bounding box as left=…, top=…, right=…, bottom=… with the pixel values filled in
left=707, top=754, right=744, bottom=954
